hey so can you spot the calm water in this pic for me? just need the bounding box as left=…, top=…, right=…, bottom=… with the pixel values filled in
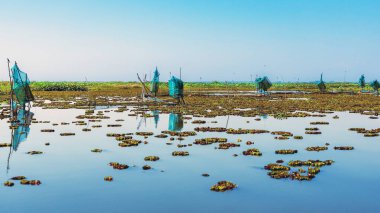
left=1, top=107, right=380, bottom=213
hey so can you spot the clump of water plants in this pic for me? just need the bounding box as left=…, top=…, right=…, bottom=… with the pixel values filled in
left=0, top=143, right=11, bottom=148
left=264, top=163, right=290, bottom=171
left=104, top=176, right=113, bottom=181
left=310, top=121, right=329, bottom=125
left=155, top=134, right=168, bottom=138
left=144, top=156, right=160, bottom=161
left=60, top=133, right=75, bottom=136
left=4, top=181, right=14, bottom=187
left=194, top=138, right=227, bottom=145
left=118, top=139, right=141, bottom=147
left=162, top=131, right=197, bottom=137
left=136, top=132, right=154, bottom=136
left=218, top=143, right=240, bottom=149
left=334, top=146, right=354, bottom=150
left=26, top=151, right=43, bottom=155
left=109, top=162, right=129, bottom=170
left=288, top=160, right=334, bottom=167
left=242, top=148, right=262, bottom=156
left=107, top=124, right=122, bottom=127
left=194, top=127, right=227, bottom=132
left=11, top=176, right=26, bottom=180
left=41, top=129, right=55, bottom=132
left=192, top=120, right=206, bottom=124
left=172, top=151, right=189, bottom=156
left=20, top=180, right=42, bottom=185
left=142, top=165, right=152, bottom=170
left=115, top=136, right=133, bottom=141
left=306, top=146, right=328, bottom=152
left=275, top=149, right=298, bottom=154
left=210, top=181, right=237, bottom=192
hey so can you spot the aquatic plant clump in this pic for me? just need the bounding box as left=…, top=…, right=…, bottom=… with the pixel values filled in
left=20, top=180, right=42, bottom=185
left=288, top=160, right=334, bottom=167
left=242, top=148, right=262, bottom=156
left=26, top=151, right=43, bottom=155
left=334, top=146, right=354, bottom=150
left=194, top=138, right=227, bottom=145
left=109, top=162, right=129, bottom=170
left=218, top=143, right=240, bottom=149
left=210, top=181, right=237, bottom=192
left=104, top=176, right=113, bottom=181
left=172, top=151, right=189, bottom=156
left=144, top=156, right=160, bottom=161
left=306, top=146, right=328, bottom=152
left=4, top=181, right=15, bottom=187
left=194, top=127, right=227, bottom=132
left=118, top=139, right=142, bottom=147
left=275, top=149, right=298, bottom=154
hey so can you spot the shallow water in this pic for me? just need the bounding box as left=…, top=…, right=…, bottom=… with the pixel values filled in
left=1, top=107, right=380, bottom=213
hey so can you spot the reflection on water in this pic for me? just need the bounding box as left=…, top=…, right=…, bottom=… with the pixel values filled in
left=152, top=110, right=159, bottom=128
left=168, top=113, right=183, bottom=131
left=11, top=109, right=34, bottom=151
left=7, top=109, right=34, bottom=171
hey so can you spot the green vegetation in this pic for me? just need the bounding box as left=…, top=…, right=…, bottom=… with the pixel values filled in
left=0, top=81, right=377, bottom=97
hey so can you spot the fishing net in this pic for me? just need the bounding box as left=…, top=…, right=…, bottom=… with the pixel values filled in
left=168, top=113, right=183, bottom=132
left=358, top=75, right=365, bottom=88
left=317, top=74, right=326, bottom=92
left=11, top=63, right=34, bottom=106
left=370, top=80, right=380, bottom=91
left=151, top=68, right=160, bottom=94
left=168, top=76, right=184, bottom=98
left=255, top=76, right=272, bottom=92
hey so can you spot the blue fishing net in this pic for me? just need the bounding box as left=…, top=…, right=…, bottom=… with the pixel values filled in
left=168, top=76, right=184, bottom=98
left=370, top=80, right=380, bottom=92
left=317, top=74, right=326, bottom=92
left=11, top=63, right=34, bottom=106
left=255, top=76, right=272, bottom=92
left=358, top=75, right=365, bottom=88
left=151, top=67, right=160, bottom=94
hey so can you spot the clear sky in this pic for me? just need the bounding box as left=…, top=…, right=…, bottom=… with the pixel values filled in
left=1, top=0, right=379, bottom=82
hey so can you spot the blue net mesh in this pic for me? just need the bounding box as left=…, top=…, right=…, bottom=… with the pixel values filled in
left=11, top=63, right=34, bottom=106
left=255, top=76, right=272, bottom=92
left=370, top=80, right=380, bottom=91
left=168, top=76, right=184, bottom=98
left=317, top=74, right=326, bottom=92
left=151, top=67, right=160, bottom=94
left=358, top=75, right=365, bottom=88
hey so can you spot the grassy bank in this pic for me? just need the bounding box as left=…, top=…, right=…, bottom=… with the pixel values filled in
left=0, top=81, right=373, bottom=95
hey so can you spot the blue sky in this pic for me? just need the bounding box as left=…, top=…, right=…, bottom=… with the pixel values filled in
left=1, top=0, right=379, bottom=82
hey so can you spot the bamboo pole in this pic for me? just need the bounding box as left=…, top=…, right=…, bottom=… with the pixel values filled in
left=7, top=59, right=14, bottom=117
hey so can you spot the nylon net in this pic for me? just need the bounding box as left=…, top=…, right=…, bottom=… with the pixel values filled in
left=168, top=76, right=184, bottom=98
left=11, top=63, right=34, bottom=106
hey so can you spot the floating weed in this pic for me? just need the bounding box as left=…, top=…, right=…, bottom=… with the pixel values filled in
left=172, top=151, right=189, bottom=156
left=210, top=181, right=237, bottom=192
left=144, top=156, right=160, bottom=161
